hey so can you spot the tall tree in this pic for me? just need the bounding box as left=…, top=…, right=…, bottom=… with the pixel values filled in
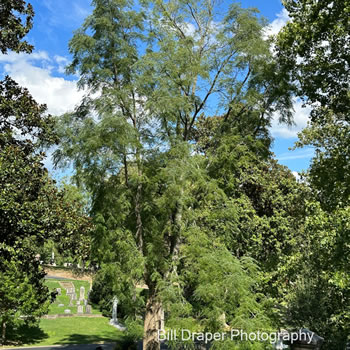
left=0, top=2, right=91, bottom=343
left=56, top=1, right=294, bottom=349
left=275, top=2, right=350, bottom=347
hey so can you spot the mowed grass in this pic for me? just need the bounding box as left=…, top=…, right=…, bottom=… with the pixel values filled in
left=45, top=279, right=100, bottom=315
left=5, top=317, right=124, bottom=347
left=2, top=279, right=126, bottom=348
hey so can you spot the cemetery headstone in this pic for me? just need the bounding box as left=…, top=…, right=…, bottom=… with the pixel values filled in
left=72, top=293, right=77, bottom=300
left=86, top=305, right=92, bottom=314
left=58, top=304, right=64, bottom=307
left=80, top=286, right=85, bottom=300
left=64, top=309, right=71, bottom=314
left=76, top=300, right=80, bottom=305
left=56, top=288, right=61, bottom=295
left=77, top=305, right=84, bottom=313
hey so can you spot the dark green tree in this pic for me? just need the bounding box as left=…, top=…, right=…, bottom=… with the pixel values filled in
left=0, top=2, right=91, bottom=343
left=276, top=0, right=350, bottom=117
left=275, top=2, right=350, bottom=347
left=0, top=252, right=51, bottom=344
left=0, top=76, right=92, bottom=343
left=0, top=0, right=34, bottom=54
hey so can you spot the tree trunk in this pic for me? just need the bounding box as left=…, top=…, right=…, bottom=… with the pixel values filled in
left=143, top=296, right=164, bottom=350
left=1, top=320, right=6, bottom=345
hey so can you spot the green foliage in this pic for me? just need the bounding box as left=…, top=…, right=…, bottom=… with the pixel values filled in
left=0, top=253, right=51, bottom=344
left=0, top=0, right=34, bottom=54
left=279, top=202, right=350, bottom=349
left=55, top=0, right=297, bottom=348
left=296, top=109, right=350, bottom=210
left=193, top=118, right=306, bottom=317
left=0, top=4, right=92, bottom=342
left=90, top=264, right=145, bottom=318
left=276, top=0, right=350, bottom=116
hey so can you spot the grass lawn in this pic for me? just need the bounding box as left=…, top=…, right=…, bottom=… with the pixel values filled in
left=45, top=279, right=100, bottom=315
left=2, top=280, right=129, bottom=348
left=5, top=317, right=125, bottom=347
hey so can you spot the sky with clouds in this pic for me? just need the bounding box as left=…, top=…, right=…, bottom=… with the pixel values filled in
left=0, top=0, right=314, bottom=178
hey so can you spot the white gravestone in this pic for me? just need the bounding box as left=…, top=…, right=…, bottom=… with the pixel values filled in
left=79, top=286, right=85, bottom=300
left=77, top=305, right=84, bottom=313
left=85, top=305, right=92, bottom=314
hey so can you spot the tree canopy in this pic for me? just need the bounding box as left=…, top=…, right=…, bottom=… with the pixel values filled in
left=276, top=0, right=350, bottom=117
left=0, top=0, right=34, bottom=54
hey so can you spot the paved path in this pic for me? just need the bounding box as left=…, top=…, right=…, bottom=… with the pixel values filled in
left=3, top=343, right=115, bottom=350
left=45, top=276, right=71, bottom=280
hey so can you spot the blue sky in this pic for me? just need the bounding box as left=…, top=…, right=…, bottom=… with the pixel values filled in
left=0, top=0, right=314, bottom=177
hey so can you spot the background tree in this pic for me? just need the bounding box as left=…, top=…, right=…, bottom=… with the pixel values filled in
left=192, top=113, right=307, bottom=326
left=0, top=252, right=51, bottom=344
left=276, top=0, right=350, bottom=117
left=275, top=2, right=350, bottom=347
left=0, top=0, right=34, bottom=54
left=0, top=76, right=92, bottom=343
left=295, top=110, right=350, bottom=211
left=0, top=2, right=92, bottom=343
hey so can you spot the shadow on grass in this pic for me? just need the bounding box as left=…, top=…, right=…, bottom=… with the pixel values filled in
left=59, top=334, right=137, bottom=349
left=57, top=334, right=118, bottom=344
left=6, top=324, right=48, bottom=346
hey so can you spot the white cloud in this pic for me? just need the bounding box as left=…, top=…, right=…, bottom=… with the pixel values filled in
left=292, top=171, right=301, bottom=180
left=264, top=8, right=290, bottom=38
left=0, top=51, right=83, bottom=116
left=270, top=100, right=312, bottom=138
left=277, top=148, right=314, bottom=161
left=54, top=55, right=70, bottom=74
left=183, top=22, right=197, bottom=37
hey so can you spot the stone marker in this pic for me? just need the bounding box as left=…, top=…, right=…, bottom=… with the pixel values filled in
left=64, top=309, right=71, bottom=314
left=76, top=300, right=80, bottom=305
left=67, top=287, right=75, bottom=295
left=84, top=299, right=88, bottom=306
left=58, top=304, right=64, bottom=307
left=77, top=305, right=84, bottom=313
left=72, top=293, right=77, bottom=300
left=79, top=286, right=85, bottom=300
left=86, top=305, right=92, bottom=314
left=56, top=288, right=61, bottom=295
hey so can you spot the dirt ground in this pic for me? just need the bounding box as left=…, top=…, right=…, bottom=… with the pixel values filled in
left=44, top=266, right=93, bottom=283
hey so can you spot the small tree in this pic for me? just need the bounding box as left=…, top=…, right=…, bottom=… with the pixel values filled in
left=0, top=253, right=51, bottom=344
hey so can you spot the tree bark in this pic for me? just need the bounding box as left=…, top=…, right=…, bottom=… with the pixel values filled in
left=1, top=320, right=6, bottom=345
left=143, top=296, right=164, bottom=350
